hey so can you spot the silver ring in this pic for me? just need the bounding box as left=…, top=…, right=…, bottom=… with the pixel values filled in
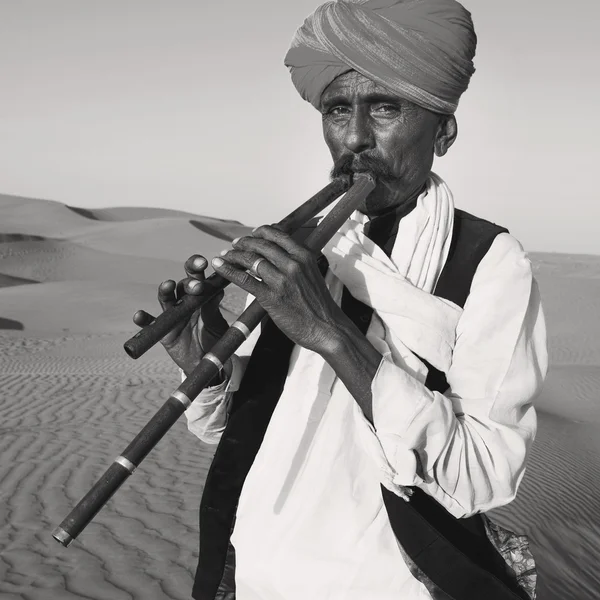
left=249, top=257, right=265, bottom=278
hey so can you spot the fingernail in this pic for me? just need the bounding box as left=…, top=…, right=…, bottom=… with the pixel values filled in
left=232, top=237, right=240, bottom=245
left=189, top=280, right=202, bottom=291
left=193, top=257, right=207, bottom=269
left=251, top=227, right=259, bottom=233
left=220, top=249, right=228, bottom=256
left=212, top=257, right=223, bottom=268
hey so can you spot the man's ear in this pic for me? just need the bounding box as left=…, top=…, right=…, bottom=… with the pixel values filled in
left=434, top=115, right=458, bottom=157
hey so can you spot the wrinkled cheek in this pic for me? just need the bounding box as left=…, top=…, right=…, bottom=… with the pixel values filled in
left=324, top=121, right=352, bottom=156
left=322, top=123, right=338, bottom=154
left=326, top=138, right=344, bottom=161
left=392, top=144, right=431, bottom=180
left=388, top=150, right=406, bottom=179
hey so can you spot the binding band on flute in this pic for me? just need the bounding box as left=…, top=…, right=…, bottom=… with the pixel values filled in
left=52, top=173, right=376, bottom=548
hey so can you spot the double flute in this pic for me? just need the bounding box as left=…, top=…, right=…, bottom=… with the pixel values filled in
left=52, top=173, right=376, bottom=547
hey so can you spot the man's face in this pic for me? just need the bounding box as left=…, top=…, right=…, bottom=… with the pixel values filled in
left=321, top=71, right=445, bottom=215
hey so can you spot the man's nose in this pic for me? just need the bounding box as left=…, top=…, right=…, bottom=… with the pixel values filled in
left=343, top=109, right=374, bottom=154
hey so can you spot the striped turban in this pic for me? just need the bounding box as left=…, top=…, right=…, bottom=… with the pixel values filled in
left=284, top=0, right=477, bottom=114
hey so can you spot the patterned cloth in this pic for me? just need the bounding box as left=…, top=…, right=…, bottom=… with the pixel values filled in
left=482, top=516, right=538, bottom=599
left=284, top=0, right=477, bottom=114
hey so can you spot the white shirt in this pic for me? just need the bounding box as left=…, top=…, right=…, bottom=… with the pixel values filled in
left=184, top=231, right=547, bottom=599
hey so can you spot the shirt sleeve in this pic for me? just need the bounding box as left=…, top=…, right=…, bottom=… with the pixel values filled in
left=363, top=233, right=548, bottom=518
left=184, top=293, right=262, bottom=444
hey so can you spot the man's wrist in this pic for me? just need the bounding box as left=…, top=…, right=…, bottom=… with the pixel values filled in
left=319, top=311, right=379, bottom=368
left=318, top=311, right=381, bottom=425
left=320, top=321, right=350, bottom=362
left=300, top=306, right=383, bottom=385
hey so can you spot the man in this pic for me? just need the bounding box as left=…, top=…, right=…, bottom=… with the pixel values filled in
left=139, top=1, right=547, bottom=598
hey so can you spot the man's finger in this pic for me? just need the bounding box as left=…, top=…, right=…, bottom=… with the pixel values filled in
left=248, top=225, right=311, bottom=259
left=182, top=277, right=205, bottom=295
left=133, top=310, right=155, bottom=327
left=185, top=254, right=208, bottom=281
left=158, top=280, right=177, bottom=310
left=230, top=237, right=296, bottom=273
left=220, top=250, right=281, bottom=283
left=175, top=279, right=187, bottom=302
left=211, top=257, right=264, bottom=297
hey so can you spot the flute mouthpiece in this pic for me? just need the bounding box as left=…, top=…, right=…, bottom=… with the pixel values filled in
left=352, top=172, right=376, bottom=185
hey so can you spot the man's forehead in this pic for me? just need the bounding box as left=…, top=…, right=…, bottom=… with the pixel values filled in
left=320, top=71, right=403, bottom=105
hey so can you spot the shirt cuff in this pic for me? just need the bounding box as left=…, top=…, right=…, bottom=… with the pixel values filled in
left=350, top=352, right=429, bottom=494
left=182, top=354, right=244, bottom=443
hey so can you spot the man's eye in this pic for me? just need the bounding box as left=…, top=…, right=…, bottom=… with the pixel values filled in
left=327, top=106, right=350, bottom=116
left=373, top=104, right=399, bottom=115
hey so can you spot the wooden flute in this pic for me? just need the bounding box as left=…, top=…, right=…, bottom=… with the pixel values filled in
left=52, top=173, right=376, bottom=548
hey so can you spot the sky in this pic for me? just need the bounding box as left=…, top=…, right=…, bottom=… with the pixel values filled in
left=0, top=0, right=598, bottom=254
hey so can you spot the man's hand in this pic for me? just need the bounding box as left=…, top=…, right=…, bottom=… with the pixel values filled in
left=213, top=226, right=384, bottom=424
left=212, top=226, right=344, bottom=356
left=133, top=254, right=229, bottom=376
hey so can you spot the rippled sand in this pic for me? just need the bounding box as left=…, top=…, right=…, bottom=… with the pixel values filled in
left=0, top=332, right=219, bottom=600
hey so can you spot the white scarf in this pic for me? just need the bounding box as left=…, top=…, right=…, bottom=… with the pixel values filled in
left=322, top=172, right=462, bottom=380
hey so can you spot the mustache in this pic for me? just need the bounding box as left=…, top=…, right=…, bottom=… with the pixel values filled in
left=330, top=154, right=397, bottom=182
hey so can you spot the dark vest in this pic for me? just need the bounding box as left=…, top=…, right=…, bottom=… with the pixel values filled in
left=192, top=209, right=528, bottom=600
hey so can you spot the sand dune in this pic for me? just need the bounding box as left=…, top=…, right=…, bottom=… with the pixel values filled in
left=0, top=193, right=249, bottom=335
left=0, top=272, right=38, bottom=288
left=0, top=238, right=181, bottom=285
left=0, top=193, right=248, bottom=261
left=67, top=204, right=245, bottom=226
left=0, top=195, right=599, bottom=599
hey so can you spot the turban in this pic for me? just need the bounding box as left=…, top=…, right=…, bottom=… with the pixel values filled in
left=284, top=0, right=477, bottom=114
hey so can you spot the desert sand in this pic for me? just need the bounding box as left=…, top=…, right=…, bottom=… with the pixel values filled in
left=0, top=192, right=598, bottom=599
